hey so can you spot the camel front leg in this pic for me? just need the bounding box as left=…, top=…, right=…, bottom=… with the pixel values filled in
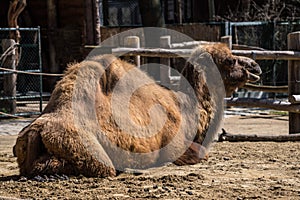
left=13, top=122, right=48, bottom=176
left=14, top=124, right=79, bottom=177
left=40, top=119, right=116, bottom=177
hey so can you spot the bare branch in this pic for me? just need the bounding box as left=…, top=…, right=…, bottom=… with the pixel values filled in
left=8, top=0, right=27, bottom=41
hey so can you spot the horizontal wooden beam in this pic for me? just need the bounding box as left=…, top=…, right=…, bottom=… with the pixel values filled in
left=219, top=131, right=300, bottom=142
left=232, top=44, right=265, bottom=51
left=242, top=83, right=288, bottom=93
left=232, top=50, right=300, bottom=60
left=225, top=98, right=300, bottom=113
left=170, top=41, right=219, bottom=49
left=112, top=47, right=192, bottom=58
left=112, top=48, right=300, bottom=60
left=85, top=47, right=300, bottom=60
left=289, top=95, right=300, bottom=104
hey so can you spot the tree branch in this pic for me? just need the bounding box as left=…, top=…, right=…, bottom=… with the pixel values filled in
left=8, top=0, right=27, bottom=42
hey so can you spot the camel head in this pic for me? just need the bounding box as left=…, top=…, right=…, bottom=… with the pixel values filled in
left=202, top=44, right=262, bottom=97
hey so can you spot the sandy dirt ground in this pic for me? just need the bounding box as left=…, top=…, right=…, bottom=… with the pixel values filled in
left=0, top=113, right=299, bottom=199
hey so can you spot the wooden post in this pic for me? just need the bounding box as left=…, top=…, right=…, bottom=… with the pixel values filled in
left=288, top=32, right=300, bottom=134
left=191, top=0, right=202, bottom=23
left=85, top=0, right=101, bottom=45
left=8, top=0, right=26, bottom=43
left=47, top=0, right=58, bottom=76
left=93, top=0, right=101, bottom=45
left=208, top=0, right=215, bottom=21
left=124, top=36, right=140, bottom=67
left=1, top=39, right=17, bottom=114
left=138, top=0, right=165, bottom=79
left=85, top=0, right=95, bottom=45
left=160, top=36, right=171, bottom=85
left=174, top=0, right=183, bottom=24
left=7, top=0, right=26, bottom=66
left=138, top=0, right=165, bottom=27
left=163, top=0, right=169, bottom=23
left=221, top=36, right=232, bottom=50
left=102, top=0, right=109, bottom=26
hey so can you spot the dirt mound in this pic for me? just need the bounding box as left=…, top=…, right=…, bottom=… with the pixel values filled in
left=1, top=115, right=299, bottom=199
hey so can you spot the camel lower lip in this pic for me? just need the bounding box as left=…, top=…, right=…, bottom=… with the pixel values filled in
left=248, top=73, right=260, bottom=82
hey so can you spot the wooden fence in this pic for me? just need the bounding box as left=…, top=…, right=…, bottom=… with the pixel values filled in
left=97, top=31, right=300, bottom=135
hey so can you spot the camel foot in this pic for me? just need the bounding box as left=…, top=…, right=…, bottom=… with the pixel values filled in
left=18, top=174, right=70, bottom=182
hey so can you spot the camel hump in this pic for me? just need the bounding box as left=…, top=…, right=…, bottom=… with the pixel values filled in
left=86, top=54, right=119, bottom=69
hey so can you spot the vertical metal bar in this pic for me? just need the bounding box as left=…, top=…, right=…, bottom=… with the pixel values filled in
left=224, top=21, right=229, bottom=36
left=38, top=26, right=43, bottom=113
left=102, top=0, right=109, bottom=26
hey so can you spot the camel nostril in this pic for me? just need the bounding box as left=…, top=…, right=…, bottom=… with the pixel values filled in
left=253, top=65, right=262, bottom=75
left=238, top=57, right=262, bottom=76
left=246, top=64, right=262, bottom=75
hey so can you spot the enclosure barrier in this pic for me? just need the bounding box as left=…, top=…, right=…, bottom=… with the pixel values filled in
left=2, top=29, right=300, bottom=134
left=241, top=84, right=288, bottom=93
left=287, top=32, right=300, bottom=133
left=111, top=47, right=300, bottom=60
left=104, top=32, right=300, bottom=134
left=0, top=27, right=44, bottom=117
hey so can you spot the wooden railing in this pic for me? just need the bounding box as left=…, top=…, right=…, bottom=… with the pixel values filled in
left=87, top=31, right=300, bottom=134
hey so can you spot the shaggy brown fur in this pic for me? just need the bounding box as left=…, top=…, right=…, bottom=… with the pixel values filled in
left=13, top=44, right=261, bottom=177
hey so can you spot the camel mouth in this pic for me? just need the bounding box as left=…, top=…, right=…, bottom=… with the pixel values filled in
left=248, top=72, right=260, bottom=82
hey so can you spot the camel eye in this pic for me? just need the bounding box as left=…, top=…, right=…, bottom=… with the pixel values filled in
left=225, top=58, right=235, bottom=66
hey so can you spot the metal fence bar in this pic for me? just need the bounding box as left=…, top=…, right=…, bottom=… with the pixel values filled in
left=38, top=26, right=43, bottom=113
left=230, top=21, right=269, bottom=26
left=0, top=70, right=41, bottom=75
left=0, top=27, right=40, bottom=31
left=223, top=21, right=300, bottom=38
left=231, top=50, right=300, bottom=60
left=0, top=95, right=49, bottom=101
left=0, top=27, right=43, bottom=118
